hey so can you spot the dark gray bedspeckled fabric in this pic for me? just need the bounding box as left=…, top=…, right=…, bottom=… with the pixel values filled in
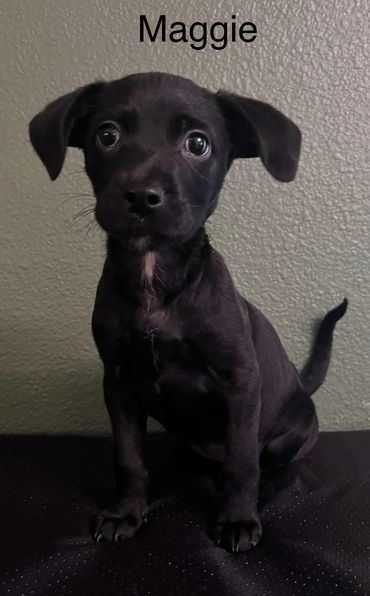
left=0, top=431, right=369, bottom=595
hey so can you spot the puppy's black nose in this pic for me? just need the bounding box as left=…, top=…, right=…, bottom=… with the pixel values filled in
left=124, top=188, right=164, bottom=209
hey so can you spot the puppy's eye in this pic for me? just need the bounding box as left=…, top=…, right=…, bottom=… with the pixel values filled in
left=185, top=132, right=210, bottom=157
left=96, top=121, right=120, bottom=149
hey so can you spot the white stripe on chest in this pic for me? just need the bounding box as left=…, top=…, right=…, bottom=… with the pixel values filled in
left=142, top=250, right=156, bottom=285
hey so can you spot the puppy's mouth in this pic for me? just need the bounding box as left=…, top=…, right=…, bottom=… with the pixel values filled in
left=127, top=202, right=155, bottom=221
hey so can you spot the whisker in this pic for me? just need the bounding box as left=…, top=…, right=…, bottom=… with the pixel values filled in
left=66, top=169, right=86, bottom=176
left=187, top=202, right=205, bottom=209
left=64, top=212, right=100, bottom=238
left=64, top=206, right=96, bottom=231
left=73, top=205, right=96, bottom=217
left=84, top=219, right=101, bottom=237
left=60, top=194, right=95, bottom=206
left=58, top=192, right=95, bottom=197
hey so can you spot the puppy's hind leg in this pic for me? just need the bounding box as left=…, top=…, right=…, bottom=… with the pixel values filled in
left=260, top=395, right=318, bottom=470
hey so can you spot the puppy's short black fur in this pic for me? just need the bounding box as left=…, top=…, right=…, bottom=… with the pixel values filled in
left=29, top=72, right=347, bottom=552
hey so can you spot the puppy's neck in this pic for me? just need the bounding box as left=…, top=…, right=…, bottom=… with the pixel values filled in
left=106, top=228, right=211, bottom=300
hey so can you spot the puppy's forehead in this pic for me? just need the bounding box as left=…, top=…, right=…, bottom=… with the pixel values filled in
left=97, top=73, right=222, bottom=125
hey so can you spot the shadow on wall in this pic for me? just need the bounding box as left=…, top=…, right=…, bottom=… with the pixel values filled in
left=0, top=366, right=164, bottom=435
left=0, top=367, right=108, bottom=435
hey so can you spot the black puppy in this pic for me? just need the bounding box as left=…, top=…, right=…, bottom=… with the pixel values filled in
left=29, top=72, right=347, bottom=552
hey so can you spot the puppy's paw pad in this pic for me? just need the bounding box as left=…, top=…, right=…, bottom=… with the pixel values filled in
left=212, top=519, right=262, bottom=553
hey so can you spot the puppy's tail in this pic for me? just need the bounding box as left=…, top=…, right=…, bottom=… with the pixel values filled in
left=300, top=298, right=348, bottom=396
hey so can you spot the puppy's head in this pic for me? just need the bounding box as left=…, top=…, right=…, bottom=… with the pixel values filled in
left=29, top=72, right=301, bottom=242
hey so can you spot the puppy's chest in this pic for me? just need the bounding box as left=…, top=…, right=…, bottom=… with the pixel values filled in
left=127, top=285, right=181, bottom=375
left=124, top=251, right=215, bottom=390
left=132, top=290, right=178, bottom=342
left=131, top=250, right=180, bottom=339
left=129, top=298, right=211, bottom=390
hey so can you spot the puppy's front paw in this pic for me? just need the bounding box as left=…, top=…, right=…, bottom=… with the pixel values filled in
left=212, top=517, right=262, bottom=553
left=93, top=499, right=148, bottom=543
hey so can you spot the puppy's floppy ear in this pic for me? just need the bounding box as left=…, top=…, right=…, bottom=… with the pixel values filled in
left=216, top=91, right=301, bottom=182
left=29, top=82, right=103, bottom=180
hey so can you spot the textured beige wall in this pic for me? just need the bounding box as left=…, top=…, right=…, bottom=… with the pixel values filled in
left=1, top=0, right=369, bottom=435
